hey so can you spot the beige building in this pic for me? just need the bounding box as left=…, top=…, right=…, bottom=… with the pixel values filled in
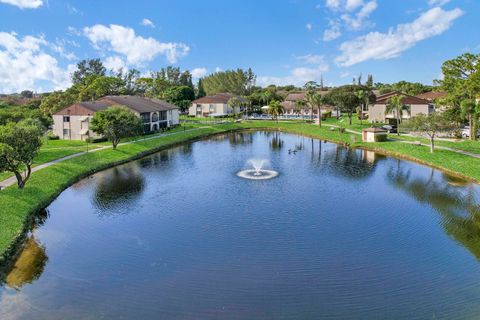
left=367, top=92, right=433, bottom=123
left=189, top=93, right=246, bottom=117
left=53, top=95, right=179, bottom=140
left=281, top=91, right=331, bottom=116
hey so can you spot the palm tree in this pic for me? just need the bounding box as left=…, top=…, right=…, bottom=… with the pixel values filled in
left=386, top=95, right=408, bottom=135
left=268, top=100, right=285, bottom=122
left=294, top=100, right=306, bottom=117
left=306, top=91, right=324, bottom=127
left=355, top=89, right=368, bottom=125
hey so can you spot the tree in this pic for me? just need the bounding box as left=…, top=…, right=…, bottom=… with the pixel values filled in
left=460, top=99, right=480, bottom=140
left=401, top=113, right=454, bottom=153
left=438, top=53, right=480, bottom=137
left=304, top=81, right=319, bottom=121
left=228, top=96, right=247, bottom=116
left=0, top=120, right=43, bottom=188
left=327, top=85, right=361, bottom=125
left=306, top=91, right=324, bottom=127
left=72, top=59, right=106, bottom=85
left=90, top=106, right=143, bottom=149
left=196, top=79, right=206, bottom=98
left=39, top=91, right=77, bottom=116
left=162, top=86, right=195, bottom=112
left=386, top=95, right=409, bottom=135
left=79, top=76, right=125, bottom=101
left=201, top=69, right=256, bottom=95
left=268, top=100, right=285, bottom=122
left=294, top=99, right=306, bottom=116
left=20, top=90, right=34, bottom=98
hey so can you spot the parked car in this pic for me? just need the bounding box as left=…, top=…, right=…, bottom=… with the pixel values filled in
left=382, top=124, right=397, bottom=133
left=461, top=126, right=480, bottom=139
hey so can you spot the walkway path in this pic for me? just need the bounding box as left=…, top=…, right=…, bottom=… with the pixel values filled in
left=0, top=127, right=207, bottom=190
left=321, top=123, right=480, bottom=158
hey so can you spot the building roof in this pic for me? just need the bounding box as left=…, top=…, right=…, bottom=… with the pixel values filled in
left=415, top=91, right=447, bottom=101
left=375, top=92, right=430, bottom=105
left=54, top=95, right=177, bottom=115
left=192, top=93, right=246, bottom=104
left=284, top=90, right=329, bottom=102
left=101, top=95, right=178, bottom=113
left=363, top=127, right=388, bottom=133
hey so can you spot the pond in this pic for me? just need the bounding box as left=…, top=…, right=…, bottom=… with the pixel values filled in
left=1, top=131, right=480, bottom=319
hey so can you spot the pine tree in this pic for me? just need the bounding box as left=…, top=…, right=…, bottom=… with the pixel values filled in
left=197, top=79, right=206, bottom=98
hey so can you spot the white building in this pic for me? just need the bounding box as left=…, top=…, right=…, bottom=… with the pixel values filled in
left=53, top=95, right=179, bottom=141
left=188, top=93, right=246, bottom=117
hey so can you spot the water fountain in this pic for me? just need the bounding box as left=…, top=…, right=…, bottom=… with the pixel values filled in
left=237, top=159, right=279, bottom=180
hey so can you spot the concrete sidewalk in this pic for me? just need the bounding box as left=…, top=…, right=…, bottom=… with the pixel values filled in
left=0, top=127, right=206, bottom=190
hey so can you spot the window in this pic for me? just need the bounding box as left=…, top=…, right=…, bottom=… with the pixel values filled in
left=140, top=113, right=150, bottom=123
left=159, top=111, right=167, bottom=121
left=63, top=116, right=70, bottom=122
left=151, top=112, right=159, bottom=122
left=209, top=104, right=215, bottom=112
left=63, top=129, right=69, bottom=135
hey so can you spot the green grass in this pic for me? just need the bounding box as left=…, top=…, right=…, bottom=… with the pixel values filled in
left=0, top=124, right=237, bottom=261
left=0, top=125, right=201, bottom=181
left=1, top=120, right=479, bottom=264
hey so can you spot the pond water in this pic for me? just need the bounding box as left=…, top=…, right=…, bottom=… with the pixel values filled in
left=1, top=131, right=480, bottom=319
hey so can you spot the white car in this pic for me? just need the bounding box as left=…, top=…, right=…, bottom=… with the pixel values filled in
left=461, top=126, right=480, bottom=139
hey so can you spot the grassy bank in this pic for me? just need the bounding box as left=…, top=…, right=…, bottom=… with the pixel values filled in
left=1, top=120, right=480, bottom=268
left=0, top=124, right=237, bottom=264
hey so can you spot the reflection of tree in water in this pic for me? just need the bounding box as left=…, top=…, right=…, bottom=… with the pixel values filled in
left=269, top=132, right=284, bottom=150
left=228, top=132, right=253, bottom=146
left=387, top=162, right=480, bottom=260
left=319, top=146, right=380, bottom=180
left=5, top=236, right=48, bottom=290
left=93, top=165, right=145, bottom=212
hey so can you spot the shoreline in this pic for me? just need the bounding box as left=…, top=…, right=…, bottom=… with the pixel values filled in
left=1, top=122, right=479, bottom=276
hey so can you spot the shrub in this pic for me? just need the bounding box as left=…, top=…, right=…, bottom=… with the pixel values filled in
left=85, top=137, right=108, bottom=143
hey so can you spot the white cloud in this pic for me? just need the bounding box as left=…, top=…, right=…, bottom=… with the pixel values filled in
left=341, top=0, right=377, bottom=30
left=258, top=56, right=329, bottom=87
left=141, top=18, right=155, bottom=28
left=215, top=67, right=223, bottom=72
left=104, top=56, right=127, bottom=71
left=325, top=0, right=341, bottom=10
left=83, top=24, right=189, bottom=65
left=0, top=0, right=42, bottom=9
left=345, top=0, right=364, bottom=11
left=306, top=23, right=313, bottom=30
left=0, top=32, right=73, bottom=93
left=428, top=0, right=451, bottom=6
left=191, top=67, right=208, bottom=78
left=323, top=19, right=341, bottom=41
left=323, top=0, right=377, bottom=41
left=49, top=39, right=77, bottom=60
left=296, top=54, right=327, bottom=65
left=335, top=7, right=463, bottom=66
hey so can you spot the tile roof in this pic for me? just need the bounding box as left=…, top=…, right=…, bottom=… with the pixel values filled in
left=415, top=91, right=447, bottom=101
left=192, top=93, right=246, bottom=104
left=54, top=95, right=178, bottom=115
left=375, top=92, right=430, bottom=105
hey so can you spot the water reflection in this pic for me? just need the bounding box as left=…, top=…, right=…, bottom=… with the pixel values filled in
left=228, top=132, right=253, bottom=146
left=93, top=165, right=145, bottom=212
left=320, top=147, right=381, bottom=180
left=269, top=132, right=284, bottom=150
left=5, top=236, right=48, bottom=290
left=388, top=162, right=480, bottom=260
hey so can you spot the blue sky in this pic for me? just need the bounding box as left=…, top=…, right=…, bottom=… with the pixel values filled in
left=0, top=0, right=478, bottom=93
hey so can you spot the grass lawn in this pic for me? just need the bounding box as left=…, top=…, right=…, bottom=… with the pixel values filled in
left=1, top=120, right=479, bottom=265
left=0, top=124, right=202, bottom=182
